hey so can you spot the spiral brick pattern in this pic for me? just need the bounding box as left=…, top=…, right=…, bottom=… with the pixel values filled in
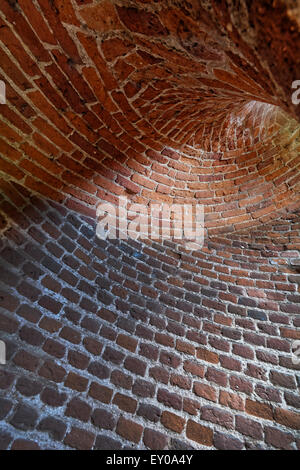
left=0, top=0, right=299, bottom=450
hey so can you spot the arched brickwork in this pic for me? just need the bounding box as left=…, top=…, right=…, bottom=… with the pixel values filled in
left=0, top=0, right=299, bottom=450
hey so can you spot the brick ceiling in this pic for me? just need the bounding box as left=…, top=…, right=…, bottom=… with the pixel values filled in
left=0, top=0, right=299, bottom=235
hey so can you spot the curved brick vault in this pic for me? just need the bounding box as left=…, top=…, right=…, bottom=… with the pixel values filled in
left=0, top=0, right=300, bottom=451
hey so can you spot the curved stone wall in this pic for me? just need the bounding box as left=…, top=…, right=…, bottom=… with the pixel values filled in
left=0, top=0, right=299, bottom=450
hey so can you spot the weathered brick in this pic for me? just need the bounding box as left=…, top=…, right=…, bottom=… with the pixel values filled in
left=10, top=403, right=38, bottom=430
left=0, top=397, right=13, bottom=420
left=137, top=404, right=161, bottom=423
left=193, top=382, right=217, bottom=402
left=0, top=370, right=15, bottom=390
left=110, top=369, right=133, bottom=390
left=236, top=415, right=263, bottom=439
left=196, top=347, right=219, bottom=364
left=161, top=411, right=185, bottom=433
left=68, top=349, right=89, bottom=369
left=88, top=382, right=113, bottom=404
left=102, top=346, right=125, bottom=365
left=0, top=430, right=13, bottom=450
left=39, top=360, right=66, bottom=383
left=64, top=372, right=88, bottom=392
left=43, top=338, right=65, bottom=359
left=132, top=378, right=155, bottom=398
left=88, top=361, right=109, bottom=380
left=16, top=377, right=42, bottom=397
left=201, top=406, right=234, bottom=430
left=170, top=373, right=191, bottom=390
left=92, top=408, right=116, bottom=430
left=183, top=361, right=205, bottom=378
left=274, top=408, right=300, bottom=430
left=214, top=431, right=244, bottom=450
left=270, top=371, right=296, bottom=389
left=186, top=420, right=213, bottom=447
left=265, top=426, right=294, bottom=450
left=116, top=416, right=143, bottom=444
left=83, top=337, right=103, bottom=356
left=117, top=333, right=138, bottom=352
left=124, top=356, right=147, bottom=376
left=11, top=439, right=40, bottom=450
left=157, top=388, right=182, bottom=411
left=219, top=391, right=244, bottom=411
left=65, top=397, right=92, bottom=422
left=245, top=399, right=273, bottom=420
left=41, top=387, right=67, bottom=407
left=38, top=417, right=67, bottom=441
left=64, top=427, right=95, bottom=450
left=143, top=428, right=169, bottom=450
left=94, top=434, right=122, bottom=450
left=113, top=393, right=137, bottom=413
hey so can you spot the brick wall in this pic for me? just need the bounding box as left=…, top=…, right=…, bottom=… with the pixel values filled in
left=0, top=0, right=299, bottom=451
left=0, top=0, right=299, bottom=235
left=0, top=194, right=299, bottom=450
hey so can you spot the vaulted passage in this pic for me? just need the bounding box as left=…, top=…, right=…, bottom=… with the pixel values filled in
left=0, top=0, right=299, bottom=450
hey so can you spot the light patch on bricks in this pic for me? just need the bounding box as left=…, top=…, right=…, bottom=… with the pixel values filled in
left=0, top=80, right=6, bottom=104
left=0, top=340, right=6, bottom=365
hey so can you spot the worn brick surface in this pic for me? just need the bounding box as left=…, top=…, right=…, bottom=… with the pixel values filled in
left=0, top=0, right=299, bottom=451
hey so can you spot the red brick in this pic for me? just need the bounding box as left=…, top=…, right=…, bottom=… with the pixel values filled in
left=219, top=391, right=244, bottom=411
left=183, top=361, right=205, bottom=378
left=193, top=382, right=217, bottom=402
left=113, top=393, right=137, bottom=413
left=161, top=411, right=185, bottom=433
left=124, top=356, right=147, bottom=376
left=274, top=408, right=300, bottom=430
left=64, top=372, right=88, bottom=392
left=170, top=373, right=191, bottom=390
left=236, top=415, right=263, bottom=439
left=143, top=428, right=168, bottom=450
left=176, top=340, right=195, bottom=356
left=196, top=347, right=219, bottom=363
left=64, top=427, right=95, bottom=450
left=88, top=382, right=113, bottom=404
left=116, top=333, right=137, bottom=352
left=11, top=439, right=40, bottom=450
left=265, top=426, right=294, bottom=450
left=201, top=406, right=234, bottom=430
left=65, top=398, right=92, bottom=422
left=116, top=416, right=143, bottom=444
left=186, top=420, right=213, bottom=447
left=13, top=351, right=39, bottom=372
